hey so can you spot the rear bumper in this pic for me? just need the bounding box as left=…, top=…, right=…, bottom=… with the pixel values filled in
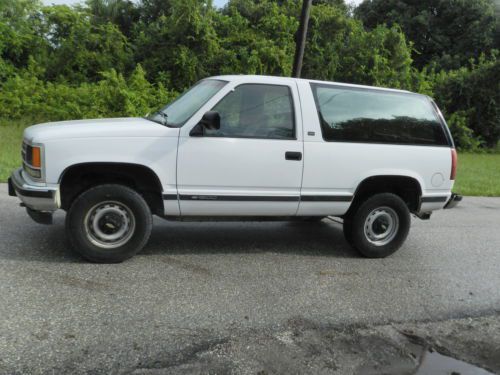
left=8, top=168, right=59, bottom=212
left=416, top=192, right=461, bottom=219
left=444, top=192, right=462, bottom=209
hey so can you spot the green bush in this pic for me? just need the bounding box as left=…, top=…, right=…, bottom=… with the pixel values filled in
left=433, top=56, right=499, bottom=148
left=0, top=64, right=176, bottom=122
left=447, top=111, right=483, bottom=151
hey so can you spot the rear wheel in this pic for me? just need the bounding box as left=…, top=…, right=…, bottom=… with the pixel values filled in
left=66, top=184, right=152, bottom=263
left=345, top=193, right=410, bottom=258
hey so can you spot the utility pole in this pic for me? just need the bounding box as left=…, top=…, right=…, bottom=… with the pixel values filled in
left=292, top=0, right=312, bottom=78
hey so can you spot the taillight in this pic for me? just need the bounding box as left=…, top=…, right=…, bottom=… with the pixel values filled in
left=450, top=148, right=457, bottom=180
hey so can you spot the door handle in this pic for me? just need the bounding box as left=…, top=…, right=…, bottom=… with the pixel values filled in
left=285, top=151, right=302, bottom=161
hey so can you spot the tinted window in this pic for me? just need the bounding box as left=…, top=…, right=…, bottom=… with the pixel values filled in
left=311, top=84, right=449, bottom=146
left=205, top=84, right=295, bottom=139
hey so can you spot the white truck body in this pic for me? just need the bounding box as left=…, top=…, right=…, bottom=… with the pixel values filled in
left=16, top=75, right=455, bottom=217
left=9, top=75, right=461, bottom=262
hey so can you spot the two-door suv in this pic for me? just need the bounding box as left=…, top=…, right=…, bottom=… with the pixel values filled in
left=8, top=75, right=461, bottom=262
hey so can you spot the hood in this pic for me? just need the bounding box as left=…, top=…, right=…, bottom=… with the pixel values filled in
left=24, top=117, right=177, bottom=143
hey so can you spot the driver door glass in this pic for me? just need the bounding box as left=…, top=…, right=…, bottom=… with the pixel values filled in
left=205, top=84, right=295, bottom=139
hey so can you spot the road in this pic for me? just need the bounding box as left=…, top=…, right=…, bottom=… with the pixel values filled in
left=0, top=183, right=499, bottom=374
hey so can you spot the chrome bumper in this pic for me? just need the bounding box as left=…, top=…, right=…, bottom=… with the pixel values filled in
left=8, top=168, right=59, bottom=212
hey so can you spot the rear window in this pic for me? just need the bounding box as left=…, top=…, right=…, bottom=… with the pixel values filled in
left=310, top=83, right=450, bottom=146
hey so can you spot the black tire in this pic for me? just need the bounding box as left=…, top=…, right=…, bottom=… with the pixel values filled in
left=346, top=193, right=410, bottom=258
left=66, top=184, right=152, bottom=263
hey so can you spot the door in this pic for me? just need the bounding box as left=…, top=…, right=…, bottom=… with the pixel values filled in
left=177, top=82, right=303, bottom=216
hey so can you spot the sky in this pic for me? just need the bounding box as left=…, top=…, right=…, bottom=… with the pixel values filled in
left=42, top=0, right=363, bottom=8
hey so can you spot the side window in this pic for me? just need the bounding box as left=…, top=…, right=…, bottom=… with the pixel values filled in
left=205, top=84, right=295, bottom=139
left=310, top=84, right=449, bottom=146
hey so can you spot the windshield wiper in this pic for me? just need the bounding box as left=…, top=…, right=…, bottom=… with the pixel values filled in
left=146, top=111, right=173, bottom=127
left=157, top=111, right=169, bottom=124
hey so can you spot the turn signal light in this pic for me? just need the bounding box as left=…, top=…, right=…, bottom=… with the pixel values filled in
left=32, top=146, right=41, bottom=168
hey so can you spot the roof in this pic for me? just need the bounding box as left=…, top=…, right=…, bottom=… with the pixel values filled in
left=208, top=74, right=413, bottom=95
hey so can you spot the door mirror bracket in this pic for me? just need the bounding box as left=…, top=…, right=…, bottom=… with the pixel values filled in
left=189, top=123, right=204, bottom=137
left=190, top=111, right=220, bottom=137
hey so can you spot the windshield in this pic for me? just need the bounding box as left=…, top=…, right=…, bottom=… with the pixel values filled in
left=148, top=79, right=227, bottom=127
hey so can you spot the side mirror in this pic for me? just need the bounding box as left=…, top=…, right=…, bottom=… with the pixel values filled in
left=189, top=111, right=220, bottom=137
left=199, top=111, right=220, bottom=130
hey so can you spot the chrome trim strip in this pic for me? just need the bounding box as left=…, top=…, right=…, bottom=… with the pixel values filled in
left=163, top=194, right=353, bottom=202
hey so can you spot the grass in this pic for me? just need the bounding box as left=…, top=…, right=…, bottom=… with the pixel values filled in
left=0, top=120, right=499, bottom=196
left=0, top=121, right=26, bottom=182
left=453, top=153, right=500, bottom=197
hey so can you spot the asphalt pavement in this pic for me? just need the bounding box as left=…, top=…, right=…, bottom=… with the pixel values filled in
left=0, top=183, right=499, bottom=374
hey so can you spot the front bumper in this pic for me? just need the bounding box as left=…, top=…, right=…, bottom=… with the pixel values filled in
left=8, top=168, right=59, bottom=212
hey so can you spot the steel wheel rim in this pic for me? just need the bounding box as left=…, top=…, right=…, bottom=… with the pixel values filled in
left=364, top=206, right=399, bottom=246
left=84, top=201, right=135, bottom=249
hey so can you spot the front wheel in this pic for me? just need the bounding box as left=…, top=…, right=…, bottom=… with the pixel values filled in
left=66, top=184, right=153, bottom=263
left=345, top=193, right=410, bottom=258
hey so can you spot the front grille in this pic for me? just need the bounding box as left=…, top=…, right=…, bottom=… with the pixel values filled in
left=22, top=141, right=35, bottom=167
left=21, top=141, right=28, bottom=164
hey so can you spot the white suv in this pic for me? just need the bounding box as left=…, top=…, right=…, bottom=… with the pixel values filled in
left=8, top=75, right=461, bottom=262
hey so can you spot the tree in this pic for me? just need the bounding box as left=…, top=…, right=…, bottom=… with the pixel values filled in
left=133, top=0, right=221, bottom=89
left=355, top=0, right=498, bottom=69
left=213, top=0, right=299, bottom=77
left=434, top=56, right=499, bottom=148
left=302, top=3, right=414, bottom=88
left=85, top=0, right=140, bottom=37
left=40, top=5, right=133, bottom=82
left=0, top=0, right=49, bottom=78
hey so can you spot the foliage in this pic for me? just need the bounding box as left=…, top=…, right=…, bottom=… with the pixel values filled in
left=85, top=0, right=140, bottom=37
left=0, top=0, right=498, bottom=150
left=433, top=56, right=500, bottom=148
left=446, top=111, right=483, bottom=151
left=303, top=4, right=413, bottom=88
left=0, top=0, right=49, bottom=77
left=133, top=0, right=222, bottom=89
left=0, top=64, right=175, bottom=120
left=214, top=0, right=299, bottom=79
left=41, top=5, right=133, bottom=82
left=355, top=0, right=499, bottom=70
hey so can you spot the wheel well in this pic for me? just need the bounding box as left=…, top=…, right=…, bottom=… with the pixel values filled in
left=59, top=163, right=164, bottom=215
left=347, top=175, right=422, bottom=216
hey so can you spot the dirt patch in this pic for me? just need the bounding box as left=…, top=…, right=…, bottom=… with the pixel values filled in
left=124, top=315, right=500, bottom=375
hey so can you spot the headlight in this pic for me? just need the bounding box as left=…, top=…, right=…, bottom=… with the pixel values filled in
left=22, top=141, right=43, bottom=180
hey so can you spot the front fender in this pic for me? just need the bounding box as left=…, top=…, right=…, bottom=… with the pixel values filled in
left=43, top=136, right=178, bottom=196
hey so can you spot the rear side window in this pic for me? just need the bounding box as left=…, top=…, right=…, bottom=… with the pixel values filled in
left=310, top=83, right=449, bottom=146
